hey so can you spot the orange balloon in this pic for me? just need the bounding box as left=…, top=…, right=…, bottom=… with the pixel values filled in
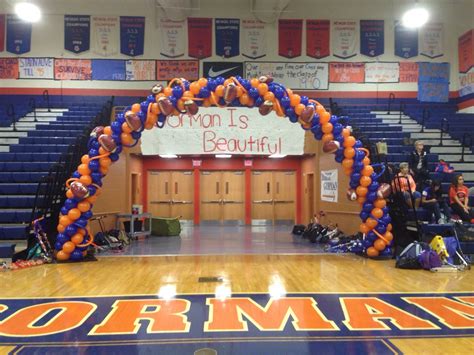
left=316, top=104, right=325, bottom=116
left=386, top=223, right=393, bottom=232
left=257, top=83, right=268, bottom=96
left=294, top=103, right=305, bottom=115
left=356, top=186, right=368, bottom=197
left=215, top=85, right=225, bottom=97
left=198, top=78, right=208, bottom=87
left=357, top=196, right=366, bottom=204
left=98, top=147, right=108, bottom=155
left=321, top=133, right=334, bottom=143
left=59, top=215, right=72, bottom=226
left=250, top=78, right=260, bottom=88
left=163, top=87, right=173, bottom=96
left=121, top=122, right=132, bottom=134
left=68, top=208, right=81, bottom=221
left=239, top=93, right=250, bottom=105
left=77, top=201, right=91, bottom=213
left=57, top=224, right=65, bottom=233
left=366, top=217, right=378, bottom=229
left=371, top=207, right=384, bottom=219
left=87, top=195, right=97, bottom=204
left=79, top=175, right=92, bottom=186
left=62, top=241, right=76, bottom=254
left=344, top=148, right=356, bottom=159
left=131, top=103, right=141, bottom=113
left=189, top=81, right=200, bottom=95
left=202, top=98, right=211, bottom=107
left=360, top=223, right=370, bottom=234
left=321, top=122, right=333, bottom=134
left=71, top=233, right=84, bottom=245
left=343, top=168, right=353, bottom=176
left=78, top=164, right=91, bottom=176
left=374, top=198, right=387, bottom=209
left=121, top=133, right=133, bottom=145
left=99, top=166, right=109, bottom=175
left=360, top=176, right=372, bottom=187
left=366, top=247, right=379, bottom=258
left=56, top=250, right=70, bottom=261
left=103, top=126, right=112, bottom=136
left=263, top=91, right=275, bottom=102
left=384, top=231, right=393, bottom=242
left=81, top=155, right=89, bottom=164
left=362, top=156, right=371, bottom=166
left=289, top=94, right=301, bottom=106
left=361, top=165, right=374, bottom=177
left=374, top=238, right=386, bottom=251
left=151, top=102, right=160, bottom=114
left=77, top=228, right=87, bottom=236
left=66, top=189, right=74, bottom=199
left=99, top=157, right=111, bottom=168
left=342, top=158, right=354, bottom=169
left=319, top=111, right=330, bottom=124
left=343, top=136, right=356, bottom=148
left=341, top=128, right=351, bottom=137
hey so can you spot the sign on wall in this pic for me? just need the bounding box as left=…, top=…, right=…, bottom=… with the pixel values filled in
left=0, top=58, right=18, bottom=79
left=0, top=14, right=5, bottom=52
left=399, top=62, right=418, bottom=82
left=54, top=59, right=92, bottom=80
left=140, top=107, right=305, bottom=156
left=459, top=68, right=474, bottom=97
left=203, top=61, right=243, bottom=79
left=420, top=22, right=443, bottom=59
left=6, top=14, right=32, bottom=54
left=321, top=169, right=338, bottom=202
left=458, top=29, right=474, bottom=74
left=241, top=19, right=266, bottom=59
left=91, top=59, right=125, bottom=80
left=332, top=20, right=358, bottom=59
left=394, top=22, right=418, bottom=59
left=215, top=18, right=240, bottom=58
left=120, top=16, right=145, bottom=57
left=418, top=62, right=450, bottom=103
left=306, top=20, right=330, bottom=59
left=187, top=18, right=212, bottom=59
left=157, top=60, right=199, bottom=81
left=360, top=20, right=384, bottom=57
left=19, top=58, right=54, bottom=79
left=329, top=62, right=364, bottom=83
left=245, top=62, right=329, bottom=90
left=278, top=19, right=302, bottom=59
left=125, top=60, right=155, bottom=81
left=64, top=15, right=90, bottom=54
left=365, top=62, right=399, bottom=83
left=91, top=16, right=119, bottom=57
left=159, top=18, right=184, bottom=58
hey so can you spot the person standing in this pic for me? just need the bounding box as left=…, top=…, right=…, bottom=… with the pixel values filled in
left=409, top=141, right=429, bottom=187
left=449, top=174, right=474, bottom=223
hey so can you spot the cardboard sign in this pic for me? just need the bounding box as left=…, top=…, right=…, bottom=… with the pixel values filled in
left=156, top=60, right=199, bottom=81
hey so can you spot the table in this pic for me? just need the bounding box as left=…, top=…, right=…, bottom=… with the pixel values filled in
left=115, top=213, right=152, bottom=239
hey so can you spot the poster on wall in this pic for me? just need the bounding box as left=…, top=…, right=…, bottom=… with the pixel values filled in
left=64, top=15, right=90, bottom=54
left=91, top=59, right=125, bottom=80
left=394, top=22, right=418, bottom=59
left=278, top=19, right=302, bottom=58
left=0, top=14, right=5, bottom=52
left=241, top=19, right=266, bottom=59
left=187, top=18, right=212, bottom=59
left=399, top=62, right=418, bottom=82
left=329, top=62, right=364, bottom=83
left=19, top=58, right=54, bottom=79
left=215, top=18, right=240, bottom=58
left=306, top=20, right=330, bottom=59
left=418, top=62, right=450, bottom=102
left=420, top=23, right=443, bottom=58
left=203, top=62, right=243, bottom=79
left=365, top=62, right=399, bottom=83
left=321, top=169, right=338, bottom=203
left=360, top=20, right=384, bottom=57
left=459, top=68, right=474, bottom=97
left=331, top=20, right=358, bottom=59
left=6, top=14, right=32, bottom=54
left=159, top=18, right=184, bottom=58
left=157, top=60, right=198, bottom=81
left=0, top=58, right=19, bottom=79
left=125, top=60, right=155, bottom=81
left=91, top=16, right=119, bottom=57
left=120, top=16, right=145, bottom=57
left=54, top=59, right=92, bottom=80
left=458, top=29, right=474, bottom=73
left=245, top=62, right=329, bottom=90
left=140, top=107, right=305, bottom=156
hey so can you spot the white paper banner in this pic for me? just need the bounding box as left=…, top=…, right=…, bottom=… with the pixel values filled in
left=125, top=60, right=156, bottom=81
left=141, top=107, right=305, bottom=156
left=159, top=18, right=185, bottom=58
left=321, top=169, right=338, bottom=203
left=19, top=58, right=54, bottom=79
left=365, top=62, right=399, bottom=83
left=332, top=20, right=358, bottom=59
left=241, top=19, right=266, bottom=59
left=420, top=23, right=443, bottom=58
left=245, top=62, right=329, bottom=90
left=91, top=16, right=119, bottom=56
left=459, top=68, right=474, bottom=97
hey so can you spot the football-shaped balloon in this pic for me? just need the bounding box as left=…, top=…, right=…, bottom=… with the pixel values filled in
left=151, top=84, right=163, bottom=95
left=259, top=75, right=273, bottom=84
left=223, top=84, right=237, bottom=104
left=157, top=97, right=174, bottom=116
left=184, top=99, right=199, bottom=115
left=90, top=126, right=104, bottom=138
left=98, top=134, right=117, bottom=153
left=299, top=105, right=315, bottom=124
left=322, top=140, right=340, bottom=153
left=124, top=111, right=142, bottom=131
left=346, top=188, right=357, bottom=201
left=70, top=181, right=89, bottom=200
left=377, top=183, right=392, bottom=199
left=258, top=100, right=274, bottom=116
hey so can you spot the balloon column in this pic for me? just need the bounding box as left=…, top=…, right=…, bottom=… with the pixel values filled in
left=55, top=76, right=393, bottom=261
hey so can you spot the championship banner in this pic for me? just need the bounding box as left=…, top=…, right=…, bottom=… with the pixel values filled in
left=0, top=14, right=5, bottom=52
left=459, top=68, right=474, bottom=97
left=187, top=18, right=212, bottom=59
left=215, top=18, right=240, bottom=58
left=458, top=29, right=474, bottom=73
left=306, top=20, right=330, bottom=59
left=0, top=58, right=18, bottom=79
left=6, top=15, right=32, bottom=54
left=159, top=18, right=185, bottom=58
left=278, top=19, right=302, bottom=58
left=321, top=170, right=338, bottom=202
left=420, top=23, right=443, bottom=58
left=394, top=21, right=418, bottom=59
left=64, top=15, right=90, bottom=54
left=418, top=62, right=450, bottom=103
left=120, top=16, right=145, bottom=57
left=241, top=19, right=266, bottom=59
left=331, top=20, right=358, bottom=59
left=157, top=60, right=199, bottom=81
left=360, top=20, right=384, bottom=57
left=125, top=60, right=155, bottom=81
left=329, top=62, right=364, bottom=83
left=19, top=58, right=54, bottom=79
left=91, top=16, right=119, bottom=57
left=91, top=59, right=125, bottom=80
left=399, top=62, right=418, bottom=82
left=365, top=62, right=399, bottom=83
left=54, top=59, right=92, bottom=80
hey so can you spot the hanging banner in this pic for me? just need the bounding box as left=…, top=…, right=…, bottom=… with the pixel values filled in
left=360, top=20, right=384, bottom=57
left=159, top=18, right=185, bottom=58
left=278, top=19, right=303, bottom=58
left=365, top=62, right=399, bottom=83
left=245, top=62, right=329, bottom=90
left=91, top=59, right=125, bottom=80
left=331, top=20, right=358, bottom=59
left=394, top=22, right=418, bottom=59
left=125, top=60, right=155, bottom=81
left=215, top=18, right=240, bottom=58
left=54, top=59, right=92, bottom=80
left=0, top=58, right=18, bottom=79
left=0, top=14, right=5, bottom=52
left=6, top=15, right=32, bottom=54
left=420, top=23, right=443, bottom=58
left=306, top=20, right=330, bottom=59
left=459, top=68, right=474, bottom=97
left=120, top=16, right=145, bottom=57
left=458, top=29, right=474, bottom=73
left=19, top=58, right=54, bottom=79
left=140, top=107, right=305, bottom=156
left=64, top=15, right=90, bottom=54
left=329, top=62, right=364, bottom=83
left=157, top=60, right=199, bottom=81
left=241, top=19, right=266, bottom=59
left=187, top=18, right=212, bottom=59
left=399, top=62, right=418, bottom=82
left=418, top=62, right=450, bottom=102
left=321, top=169, right=338, bottom=203
left=91, top=16, right=119, bottom=57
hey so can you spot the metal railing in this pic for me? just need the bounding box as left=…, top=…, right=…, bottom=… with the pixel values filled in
left=420, top=108, right=430, bottom=133
left=398, top=102, right=405, bottom=124
left=42, top=90, right=51, bottom=112
left=6, top=104, right=16, bottom=131
left=387, top=93, right=395, bottom=114
left=460, top=133, right=472, bottom=163
left=29, top=97, right=37, bottom=122
left=439, top=118, right=449, bottom=146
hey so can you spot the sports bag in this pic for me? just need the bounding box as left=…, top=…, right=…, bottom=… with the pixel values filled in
left=395, top=242, right=430, bottom=269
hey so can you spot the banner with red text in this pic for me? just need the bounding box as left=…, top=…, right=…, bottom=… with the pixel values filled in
left=332, top=20, right=358, bottom=59
left=0, top=58, right=18, bottom=79
left=306, top=20, right=330, bottom=59
left=278, top=19, right=302, bottom=58
left=91, top=16, right=119, bottom=56
left=159, top=18, right=185, bottom=58
left=399, top=62, right=418, bottom=82
left=156, top=60, right=199, bottom=81
left=241, top=19, right=266, bottom=59
left=187, top=18, right=212, bottom=59
left=458, top=29, right=474, bottom=73
left=125, top=60, right=155, bottom=81
left=459, top=67, right=474, bottom=97
left=365, top=62, right=399, bottom=83
left=54, top=59, right=92, bottom=80
left=420, top=23, right=443, bottom=58
left=329, top=62, right=364, bottom=83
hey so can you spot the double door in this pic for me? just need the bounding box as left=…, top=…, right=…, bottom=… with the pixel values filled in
left=147, top=171, right=194, bottom=222
left=200, top=171, right=245, bottom=224
left=251, top=171, right=296, bottom=224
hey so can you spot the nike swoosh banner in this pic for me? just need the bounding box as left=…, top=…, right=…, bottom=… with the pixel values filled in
left=420, top=22, right=443, bottom=59
left=6, top=14, right=32, bottom=55
left=203, top=62, right=243, bottom=79
left=187, top=18, right=212, bottom=59
left=215, top=18, right=240, bottom=58
left=241, top=19, right=266, bottom=59
left=278, top=19, right=302, bottom=58
left=64, top=15, right=90, bottom=54
left=91, top=16, right=119, bottom=57
left=120, top=16, right=145, bottom=57
left=332, top=20, right=358, bottom=59
left=159, top=18, right=185, bottom=58
left=394, top=21, right=418, bottom=59
left=360, top=20, right=384, bottom=57
left=306, top=20, right=330, bottom=59
left=0, top=14, right=5, bottom=52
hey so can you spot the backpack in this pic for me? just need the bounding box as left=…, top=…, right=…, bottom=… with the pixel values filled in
left=395, top=242, right=430, bottom=269
left=418, top=250, right=443, bottom=270
left=292, top=224, right=306, bottom=235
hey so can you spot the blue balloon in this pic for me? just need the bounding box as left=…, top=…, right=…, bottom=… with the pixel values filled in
left=362, top=239, right=373, bottom=248
left=88, top=159, right=99, bottom=172
left=56, top=233, right=68, bottom=244
left=349, top=180, right=359, bottom=189
left=375, top=222, right=387, bottom=234
left=360, top=211, right=369, bottom=222
left=300, top=96, right=309, bottom=105
left=54, top=241, right=64, bottom=251
left=88, top=186, right=96, bottom=196
left=274, top=87, right=284, bottom=99
left=215, top=76, right=225, bottom=85
left=332, top=123, right=343, bottom=136
left=115, top=145, right=123, bottom=154
left=354, top=150, right=365, bottom=161
left=183, top=80, right=190, bottom=90
left=146, top=95, right=155, bottom=103
left=351, top=173, right=361, bottom=183
left=110, top=153, right=119, bottom=162
left=289, top=115, right=299, bottom=123
left=280, top=96, right=291, bottom=108
left=111, top=134, right=121, bottom=145
left=65, top=224, right=78, bottom=237
left=368, top=181, right=379, bottom=192
left=75, top=218, right=88, bottom=228
left=70, top=249, right=84, bottom=261
left=207, top=79, right=216, bottom=91
left=199, top=87, right=210, bottom=98
left=140, top=101, right=148, bottom=113
left=83, top=210, right=93, bottom=219
left=286, top=107, right=296, bottom=117
left=116, top=114, right=125, bottom=124
left=137, top=111, right=145, bottom=123
left=353, top=162, right=364, bottom=173
left=335, top=155, right=344, bottom=163
left=354, top=140, right=363, bottom=148
left=240, top=79, right=251, bottom=90
left=367, top=192, right=377, bottom=202
left=380, top=247, right=392, bottom=256
left=335, top=135, right=344, bottom=145
left=60, top=206, right=69, bottom=215
left=329, top=115, right=339, bottom=124
left=65, top=199, right=77, bottom=210
left=381, top=214, right=392, bottom=225
left=131, top=131, right=141, bottom=140
left=382, top=206, right=389, bottom=214
left=311, top=124, right=322, bottom=135
left=248, top=87, right=259, bottom=99
left=72, top=171, right=80, bottom=178
left=363, top=202, right=374, bottom=212
left=255, top=97, right=263, bottom=107
left=314, top=131, right=323, bottom=140
left=366, top=231, right=377, bottom=242
left=111, top=121, right=122, bottom=134
left=88, top=149, right=99, bottom=157
left=169, top=96, right=177, bottom=106
left=91, top=172, right=102, bottom=184
left=90, top=140, right=100, bottom=150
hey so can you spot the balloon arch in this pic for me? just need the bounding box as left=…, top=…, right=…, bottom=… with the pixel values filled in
left=55, top=76, right=393, bottom=261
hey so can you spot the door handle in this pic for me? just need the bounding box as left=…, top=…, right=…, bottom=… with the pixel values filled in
left=150, top=200, right=172, bottom=204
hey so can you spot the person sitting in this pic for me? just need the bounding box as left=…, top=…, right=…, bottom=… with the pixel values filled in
left=435, top=159, right=454, bottom=173
left=392, top=162, right=421, bottom=209
left=421, top=180, right=452, bottom=224
left=449, top=174, right=474, bottom=223
left=409, top=140, right=429, bottom=187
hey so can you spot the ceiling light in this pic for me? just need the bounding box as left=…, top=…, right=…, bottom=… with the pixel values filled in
left=159, top=154, right=177, bottom=158
left=215, top=154, right=231, bottom=158
left=15, top=2, right=41, bottom=23
left=402, top=6, right=429, bottom=28
left=269, top=154, right=287, bottom=158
